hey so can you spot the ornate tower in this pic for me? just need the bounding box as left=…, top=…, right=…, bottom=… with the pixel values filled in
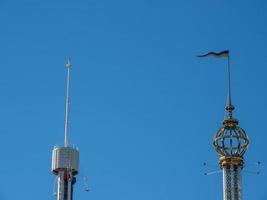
left=213, top=103, right=249, bottom=200
left=199, top=50, right=249, bottom=200
left=52, top=57, right=79, bottom=200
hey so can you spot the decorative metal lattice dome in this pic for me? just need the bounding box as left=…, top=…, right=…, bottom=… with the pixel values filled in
left=213, top=105, right=249, bottom=158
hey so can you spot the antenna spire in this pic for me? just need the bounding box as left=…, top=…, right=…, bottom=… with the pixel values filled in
left=64, top=57, right=72, bottom=147
left=52, top=57, right=80, bottom=200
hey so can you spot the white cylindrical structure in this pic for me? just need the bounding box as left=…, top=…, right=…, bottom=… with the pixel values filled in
left=52, top=146, right=79, bottom=200
left=52, top=147, right=79, bottom=175
left=222, top=165, right=242, bottom=200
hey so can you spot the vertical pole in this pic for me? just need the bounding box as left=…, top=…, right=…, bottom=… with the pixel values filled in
left=56, top=171, right=74, bottom=200
left=65, top=58, right=71, bottom=147
left=222, top=165, right=242, bottom=200
left=57, top=175, right=61, bottom=200
left=57, top=172, right=65, bottom=200
left=227, top=55, right=232, bottom=107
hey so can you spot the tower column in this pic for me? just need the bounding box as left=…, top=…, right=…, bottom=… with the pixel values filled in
left=55, top=170, right=75, bottom=200
left=222, top=164, right=242, bottom=200
left=52, top=147, right=79, bottom=200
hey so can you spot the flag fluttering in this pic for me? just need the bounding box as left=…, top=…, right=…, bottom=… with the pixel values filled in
left=197, top=49, right=232, bottom=106
left=197, top=50, right=229, bottom=58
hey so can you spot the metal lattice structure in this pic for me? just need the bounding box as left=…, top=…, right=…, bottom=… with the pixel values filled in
left=222, top=165, right=242, bottom=200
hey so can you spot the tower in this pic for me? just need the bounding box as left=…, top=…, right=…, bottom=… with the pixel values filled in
left=210, top=51, right=249, bottom=200
left=213, top=104, right=249, bottom=200
left=52, top=57, right=79, bottom=200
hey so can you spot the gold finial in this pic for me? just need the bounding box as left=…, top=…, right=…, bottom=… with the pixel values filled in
left=225, top=104, right=234, bottom=119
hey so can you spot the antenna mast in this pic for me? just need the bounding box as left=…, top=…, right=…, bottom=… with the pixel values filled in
left=52, top=57, right=80, bottom=200
left=65, top=57, right=71, bottom=147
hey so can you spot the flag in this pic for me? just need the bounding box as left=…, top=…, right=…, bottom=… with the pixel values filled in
left=197, top=50, right=229, bottom=58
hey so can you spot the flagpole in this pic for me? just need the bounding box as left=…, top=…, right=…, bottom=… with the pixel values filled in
left=197, top=50, right=232, bottom=113
left=227, top=54, right=232, bottom=107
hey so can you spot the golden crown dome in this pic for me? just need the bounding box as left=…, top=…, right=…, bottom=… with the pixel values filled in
left=213, top=105, right=249, bottom=158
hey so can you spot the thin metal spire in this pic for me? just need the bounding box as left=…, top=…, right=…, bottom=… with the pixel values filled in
left=225, top=52, right=235, bottom=119
left=226, top=54, right=232, bottom=107
left=64, top=57, right=72, bottom=147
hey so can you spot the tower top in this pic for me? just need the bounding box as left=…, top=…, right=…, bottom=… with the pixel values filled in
left=198, top=50, right=249, bottom=164
left=66, top=57, right=72, bottom=68
left=209, top=51, right=249, bottom=162
left=64, top=57, right=71, bottom=147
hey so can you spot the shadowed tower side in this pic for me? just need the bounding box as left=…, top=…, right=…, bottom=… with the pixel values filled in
left=51, top=58, right=79, bottom=200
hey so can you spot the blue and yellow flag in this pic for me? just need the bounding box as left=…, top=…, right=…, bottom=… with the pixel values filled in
left=198, top=50, right=229, bottom=58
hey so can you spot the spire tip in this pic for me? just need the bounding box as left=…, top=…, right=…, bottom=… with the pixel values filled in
left=66, top=57, right=72, bottom=68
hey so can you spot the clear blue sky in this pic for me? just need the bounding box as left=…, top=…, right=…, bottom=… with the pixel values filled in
left=0, top=0, right=267, bottom=200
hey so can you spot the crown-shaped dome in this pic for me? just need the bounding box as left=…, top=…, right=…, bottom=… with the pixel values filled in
left=213, top=105, right=249, bottom=158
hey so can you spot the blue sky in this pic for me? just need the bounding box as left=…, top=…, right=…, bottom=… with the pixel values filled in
left=0, top=0, right=267, bottom=200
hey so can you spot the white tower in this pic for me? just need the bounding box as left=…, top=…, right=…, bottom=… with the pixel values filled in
left=52, top=57, right=80, bottom=200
